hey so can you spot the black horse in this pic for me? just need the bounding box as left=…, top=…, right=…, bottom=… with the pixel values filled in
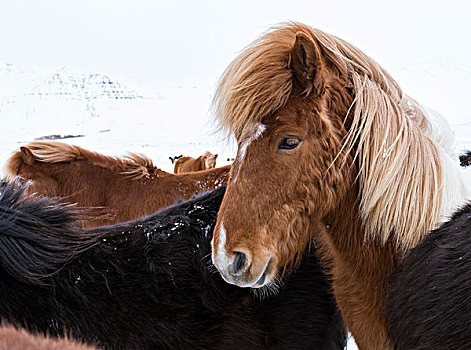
left=387, top=202, right=471, bottom=350
left=0, top=180, right=346, bottom=349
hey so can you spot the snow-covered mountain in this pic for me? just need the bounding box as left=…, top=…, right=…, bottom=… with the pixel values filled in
left=30, top=68, right=142, bottom=101
left=0, top=63, right=142, bottom=118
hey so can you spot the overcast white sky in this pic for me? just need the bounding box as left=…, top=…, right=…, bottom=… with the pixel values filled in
left=0, top=0, right=470, bottom=84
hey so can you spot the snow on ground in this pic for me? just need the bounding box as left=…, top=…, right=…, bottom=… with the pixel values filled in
left=0, top=60, right=470, bottom=350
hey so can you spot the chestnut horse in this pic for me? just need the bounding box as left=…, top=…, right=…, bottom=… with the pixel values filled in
left=210, top=23, right=471, bottom=349
left=0, top=180, right=346, bottom=349
left=5, top=141, right=229, bottom=227
left=173, top=151, right=218, bottom=173
left=387, top=202, right=471, bottom=349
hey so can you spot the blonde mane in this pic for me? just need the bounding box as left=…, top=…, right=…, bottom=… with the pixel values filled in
left=22, top=141, right=82, bottom=163
left=212, top=23, right=465, bottom=252
left=6, top=141, right=160, bottom=180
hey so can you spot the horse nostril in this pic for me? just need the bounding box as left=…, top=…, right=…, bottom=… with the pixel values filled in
left=230, top=251, right=247, bottom=276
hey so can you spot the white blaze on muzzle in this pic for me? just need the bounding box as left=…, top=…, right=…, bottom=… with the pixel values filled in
left=213, top=221, right=234, bottom=281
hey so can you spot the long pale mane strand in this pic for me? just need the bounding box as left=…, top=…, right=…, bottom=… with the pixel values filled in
left=343, top=76, right=442, bottom=250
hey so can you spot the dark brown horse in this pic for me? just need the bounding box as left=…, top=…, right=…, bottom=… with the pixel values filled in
left=210, top=23, right=470, bottom=349
left=5, top=141, right=229, bottom=228
left=387, top=202, right=471, bottom=349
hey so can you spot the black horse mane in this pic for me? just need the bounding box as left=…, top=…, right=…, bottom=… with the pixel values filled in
left=387, top=201, right=471, bottom=350
left=0, top=180, right=346, bottom=349
left=0, top=180, right=106, bottom=285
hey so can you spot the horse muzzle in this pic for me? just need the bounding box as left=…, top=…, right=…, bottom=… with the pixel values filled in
left=213, top=249, right=275, bottom=289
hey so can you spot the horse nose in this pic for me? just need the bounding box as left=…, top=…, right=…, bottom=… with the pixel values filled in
left=229, top=251, right=249, bottom=276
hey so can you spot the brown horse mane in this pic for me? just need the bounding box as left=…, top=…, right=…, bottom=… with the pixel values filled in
left=6, top=141, right=162, bottom=181
left=213, top=22, right=444, bottom=253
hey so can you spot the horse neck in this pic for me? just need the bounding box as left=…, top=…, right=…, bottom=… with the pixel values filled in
left=320, top=184, right=399, bottom=349
left=40, top=161, right=100, bottom=195
left=24, top=162, right=66, bottom=195
left=156, top=169, right=171, bottom=176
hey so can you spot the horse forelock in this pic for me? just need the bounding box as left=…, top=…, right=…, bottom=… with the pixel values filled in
left=213, top=22, right=458, bottom=254
left=212, top=23, right=295, bottom=140
left=212, top=22, right=401, bottom=141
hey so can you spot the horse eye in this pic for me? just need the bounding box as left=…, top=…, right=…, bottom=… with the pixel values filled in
left=278, top=137, right=301, bottom=150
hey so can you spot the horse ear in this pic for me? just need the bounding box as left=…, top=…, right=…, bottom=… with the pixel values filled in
left=20, top=147, right=35, bottom=165
left=290, top=32, right=326, bottom=95
left=215, top=154, right=218, bottom=158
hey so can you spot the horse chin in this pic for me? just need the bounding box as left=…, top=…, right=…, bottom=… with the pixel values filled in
left=250, top=277, right=281, bottom=300
left=250, top=256, right=276, bottom=287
